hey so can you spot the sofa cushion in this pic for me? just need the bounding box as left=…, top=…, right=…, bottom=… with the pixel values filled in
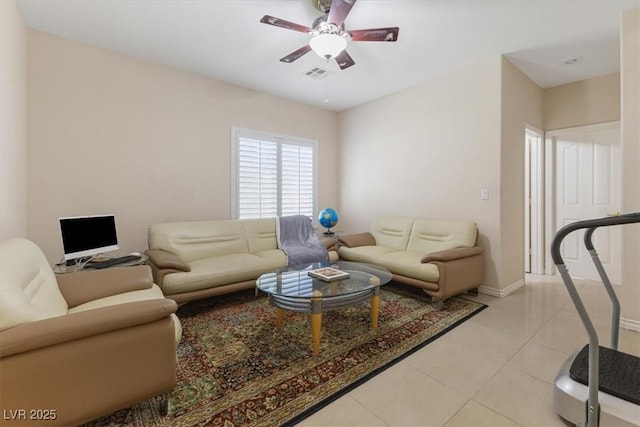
left=406, top=219, right=478, bottom=253
left=338, top=245, right=400, bottom=264
left=377, top=251, right=440, bottom=282
left=368, top=216, right=414, bottom=250
left=148, top=221, right=249, bottom=263
left=253, top=249, right=288, bottom=269
left=340, top=246, right=440, bottom=283
left=0, top=239, right=69, bottom=331
left=161, top=253, right=283, bottom=295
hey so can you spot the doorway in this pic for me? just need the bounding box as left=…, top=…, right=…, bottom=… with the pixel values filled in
left=545, top=122, right=622, bottom=283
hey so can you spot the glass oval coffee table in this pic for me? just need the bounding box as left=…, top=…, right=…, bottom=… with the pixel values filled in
left=256, top=261, right=393, bottom=354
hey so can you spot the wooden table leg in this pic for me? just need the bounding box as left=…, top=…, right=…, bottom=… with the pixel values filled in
left=311, top=290, right=323, bottom=354
left=371, top=289, right=380, bottom=331
left=311, top=312, right=322, bottom=354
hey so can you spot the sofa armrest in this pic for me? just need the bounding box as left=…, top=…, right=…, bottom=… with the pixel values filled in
left=421, top=246, right=484, bottom=263
left=0, top=299, right=178, bottom=358
left=146, top=249, right=191, bottom=288
left=146, top=249, right=191, bottom=272
left=57, top=265, right=154, bottom=308
left=321, top=237, right=339, bottom=252
left=338, top=232, right=376, bottom=248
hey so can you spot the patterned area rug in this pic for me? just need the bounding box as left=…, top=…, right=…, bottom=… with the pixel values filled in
left=88, top=284, right=486, bottom=426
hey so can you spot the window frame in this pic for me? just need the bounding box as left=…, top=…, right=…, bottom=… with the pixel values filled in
left=230, top=127, right=318, bottom=220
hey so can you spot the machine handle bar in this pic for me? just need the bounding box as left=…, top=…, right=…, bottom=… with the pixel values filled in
left=551, top=212, right=640, bottom=265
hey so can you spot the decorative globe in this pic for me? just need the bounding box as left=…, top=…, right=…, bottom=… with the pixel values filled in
left=318, top=208, right=339, bottom=234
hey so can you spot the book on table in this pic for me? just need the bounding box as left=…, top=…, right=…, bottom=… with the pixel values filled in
left=307, top=267, right=350, bottom=281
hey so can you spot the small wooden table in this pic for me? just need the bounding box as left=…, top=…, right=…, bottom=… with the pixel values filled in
left=256, top=261, right=392, bottom=354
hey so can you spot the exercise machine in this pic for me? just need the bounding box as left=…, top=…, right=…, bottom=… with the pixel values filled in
left=551, top=212, right=640, bottom=426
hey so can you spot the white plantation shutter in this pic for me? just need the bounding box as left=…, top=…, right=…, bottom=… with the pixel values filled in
left=237, top=139, right=278, bottom=219
left=281, top=144, right=314, bottom=217
left=232, top=128, right=317, bottom=219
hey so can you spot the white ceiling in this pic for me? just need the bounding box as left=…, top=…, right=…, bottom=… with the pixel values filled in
left=17, top=0, right=640, bottom=111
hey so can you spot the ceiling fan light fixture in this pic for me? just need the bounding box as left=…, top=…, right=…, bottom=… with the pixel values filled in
left=310, top=33, right=347, bottom=60
left=261, top=0, right=398, bottom=71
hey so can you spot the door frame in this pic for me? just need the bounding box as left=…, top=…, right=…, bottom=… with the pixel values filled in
left=524, top=124, right=544, bottom=274
left=543, top=121, right=621, bottom=275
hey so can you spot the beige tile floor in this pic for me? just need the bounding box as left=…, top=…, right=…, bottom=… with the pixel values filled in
left=297, top=274, right=640, bottom=427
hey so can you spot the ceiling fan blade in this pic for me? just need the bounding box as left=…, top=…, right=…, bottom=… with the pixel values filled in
left=335, top=50, right=355, bottom=70
left=327, top=0, right=357, bottom=27
left=260, top=15, right=312, bottom=33
left=280, top=45, right=312, bottom=63
left=349, top=27, right=399, bottom=42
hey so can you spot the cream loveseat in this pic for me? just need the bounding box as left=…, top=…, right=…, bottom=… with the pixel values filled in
left=338, top=216, right=484, bottom=306
left=0, top=238, right=181, bottom=426
left=146, top=218, right=339, bottom=304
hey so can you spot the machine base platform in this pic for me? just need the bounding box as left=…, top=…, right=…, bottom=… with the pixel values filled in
left=554, top=350, right=640, bottom=426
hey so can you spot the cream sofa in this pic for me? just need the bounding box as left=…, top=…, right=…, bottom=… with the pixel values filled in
left=0, top=238, right=182, bottom=426
left=146, top=218, right=339, bottom=304
left=338, top=216, right=484, bottom=306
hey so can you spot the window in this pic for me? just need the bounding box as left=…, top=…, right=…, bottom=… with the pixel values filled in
left=231, top=128, right=317, bottom=219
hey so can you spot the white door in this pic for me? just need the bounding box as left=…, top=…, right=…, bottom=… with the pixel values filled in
left=552, top=123, right=621, bottom=284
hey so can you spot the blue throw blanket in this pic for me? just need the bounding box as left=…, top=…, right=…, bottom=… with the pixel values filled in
left=276, top=215, right=329, bottom=266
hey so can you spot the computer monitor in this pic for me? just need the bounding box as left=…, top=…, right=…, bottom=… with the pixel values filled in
left=59, top=214, right=119, bottom=261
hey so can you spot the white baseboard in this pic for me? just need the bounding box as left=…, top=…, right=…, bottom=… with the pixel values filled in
left=478, top=279, right=525, bottom=298
left=620, top=317, right=640, bottom=332
left=478, top=279, right=640, bottom=332
left=477, top=279, right=640, bottom=332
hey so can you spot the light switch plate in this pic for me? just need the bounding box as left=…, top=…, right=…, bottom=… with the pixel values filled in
left=480, top=189, right=489, bottom=200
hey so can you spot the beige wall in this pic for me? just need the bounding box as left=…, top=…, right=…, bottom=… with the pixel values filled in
left=500, top=58, right=544, bottom=289
left=620, top=7, right=640, bottom=322
left=0, top=0, right=28, bottom=239
left=543, top=73, right=621, bottom=130
left=338, top=57, right=504, bottom=290
left=27, top=32, right=339, bottom=262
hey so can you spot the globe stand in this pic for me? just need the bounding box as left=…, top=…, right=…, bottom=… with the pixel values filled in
left=323, top=229, right=335, bottom=236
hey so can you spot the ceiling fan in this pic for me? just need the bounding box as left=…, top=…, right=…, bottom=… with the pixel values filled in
left=260, top=0, right=399, bottom=70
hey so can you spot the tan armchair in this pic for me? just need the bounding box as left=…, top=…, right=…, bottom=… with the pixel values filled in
left=0, top=238, right=182, bottom=426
